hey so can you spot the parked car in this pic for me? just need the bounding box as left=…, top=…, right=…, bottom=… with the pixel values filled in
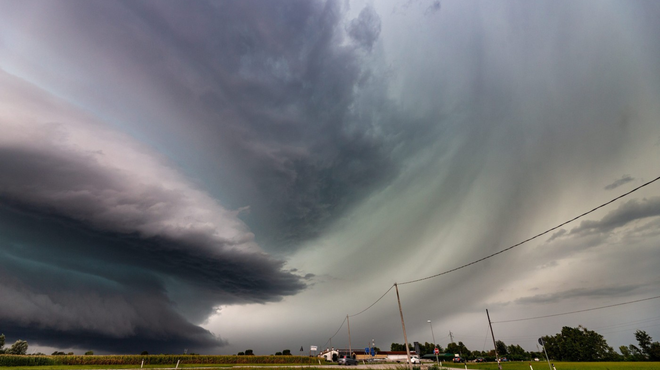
left=474, top=358, right=485, bottom=363
left=338, top=356, right=358, bottom=366
left=406, top=356, right=421, bottom=364
left=453, top=357, right=462, bottom=363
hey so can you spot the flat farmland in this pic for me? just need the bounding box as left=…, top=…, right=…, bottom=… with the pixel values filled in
left=444, top=362, right=660, bottom=370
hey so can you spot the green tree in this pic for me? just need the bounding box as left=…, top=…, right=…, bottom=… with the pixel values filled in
left=6, top=340, right=28, bottom=355
left=619, top=345, right=632, bottom=360
left=634, top=330, right=660, bottom=361
left=446, top=342, right=470, bottom=358
left=506, top=344, right=528, bottom=360
left=635, top=330, right=652, bottom=355
left=391, top=343, right=406, bottom=351
left=275, top=351, right=282, bottom=356
left=0, top=334, right=4, bottom=354
left=282, top=349, right=291, bottom=355
left=84, top=350, right=94, bottom=355
left=648, top=343, right=660, bottom=361
left=245, top=349, right=254, bottom=356
left=628, top=344, right=646, bottom=361
left=495, top=340, right=507, bottom=356
left=542, top=325, right=616, bottom=361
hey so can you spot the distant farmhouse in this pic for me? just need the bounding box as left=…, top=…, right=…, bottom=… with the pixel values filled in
left=318, top=348, right=418, bottom=362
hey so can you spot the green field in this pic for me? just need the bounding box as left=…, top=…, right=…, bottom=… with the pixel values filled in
left=1, top=363, right=660, bottom=370
left=444, top=362, right=660, bottom=370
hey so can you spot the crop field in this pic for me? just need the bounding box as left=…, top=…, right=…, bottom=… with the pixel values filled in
left=444, top=362, right=660, bottom=370
left=0, top=355, right=321, bottom=368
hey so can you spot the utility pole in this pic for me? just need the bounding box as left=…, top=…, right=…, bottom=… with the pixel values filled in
left=347, top=315, right=353, bottom=359
left=428, top=320, right=439, bottom=367
left=394, top=283, right=413, bottom=370
left=538, top=338, right=552, bottom=370
left=486, top=309, right=502, bottom=370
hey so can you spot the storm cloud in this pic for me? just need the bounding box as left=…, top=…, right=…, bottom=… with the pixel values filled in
left=1, top=0, right=660, bottom=356
left=0, top=62, right=305, bottom=352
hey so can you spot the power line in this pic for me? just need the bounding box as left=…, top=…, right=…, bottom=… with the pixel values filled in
left=322, top=316, right=347, bottom=349
left=321, top=174, right=660, bottom=346
left=399, top=175, right=660, bottom=285
left=321, top=285, right=393, bottom=350
left=492, top=295, right=660, bottom=324
left=349, top=284, right=394, bottom=317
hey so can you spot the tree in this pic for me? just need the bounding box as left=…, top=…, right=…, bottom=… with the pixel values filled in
left=446, top=341, right=470, bottom=358
left=542, top=326, right=616, bottom=361
left=282, top=349, right=291, bottom=356
left=648, top=343, right=660, bottom=361
left=85, top=351, right=94, bottom=355
left=619, top=346, right=632, bottom=361
left=6, top=340, right=28, bottom=355
left=141, top=351, right=149, bottom=355
left=0, top=334, right=4, bottom=354
left=506, top=344, right=528, bottom=361
left=245, top=349, right=254, bottom=356
left=275, top=352, right=282, bottom=356
left=495, top=340, right=507, bottom=356
left=634, top=330, right=660, bottom=361
left=391, top=343, right=406, bottom=351
left=636, top=330, right=652, bottom=355
left=237, top=352, right=245, bottom=356
left=419, top=342, right=441, bottom=356
left=628, top=344, right=646, bottom=361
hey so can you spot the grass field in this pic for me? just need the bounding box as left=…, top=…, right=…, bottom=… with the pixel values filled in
left=444, top=362, right=660, bottom=370
left=1, top=363, right=660, bottom=370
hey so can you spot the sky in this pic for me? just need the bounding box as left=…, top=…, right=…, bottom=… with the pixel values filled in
left=0, top=0, right=659, bottom=356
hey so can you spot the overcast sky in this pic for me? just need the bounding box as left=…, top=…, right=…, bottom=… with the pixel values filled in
left=1, top=0, right=659, bottom=356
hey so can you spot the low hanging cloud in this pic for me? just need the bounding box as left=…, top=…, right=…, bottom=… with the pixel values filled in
left=568, top=197, right=660, bottom=237
left=514, top=285, right=641, bottom=305
left=0, top=68, right=305, bottom=353
left=604, top=175, right=634, bottom=190
left=545, top=196, right=660, bottom=243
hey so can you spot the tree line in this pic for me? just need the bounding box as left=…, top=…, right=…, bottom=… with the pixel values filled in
left=0, top=334, right=28, bottom=355
left=391, top=326, right=660, bottom=362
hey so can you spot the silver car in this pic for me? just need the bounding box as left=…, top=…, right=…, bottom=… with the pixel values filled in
left=338, top=356, right=358, bottom=365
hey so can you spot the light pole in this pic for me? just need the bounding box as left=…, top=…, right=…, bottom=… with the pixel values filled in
left=427, top=320, right=439, bottom=367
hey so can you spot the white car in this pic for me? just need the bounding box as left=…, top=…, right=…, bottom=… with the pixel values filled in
left=406, top=356, right=421, bottom=364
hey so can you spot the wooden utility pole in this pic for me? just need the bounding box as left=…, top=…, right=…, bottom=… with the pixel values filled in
left=487, top=309, right=502, bottom=370
left=346, top=315, right=353, bottom=358
left=394, top=283, right=413, bottom=370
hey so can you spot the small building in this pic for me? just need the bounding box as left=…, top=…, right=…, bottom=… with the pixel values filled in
left=382, top=351, right=418, bottom=362
left=318, top=348, right=418, bottom=362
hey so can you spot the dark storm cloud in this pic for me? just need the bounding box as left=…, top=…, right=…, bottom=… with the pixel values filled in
left=347, top=6, right=382, bottom=51
left=604, top=175, right=634, bottom=190
left=0, top=201, right=303, bottom=353
left=0, top=0, right=418, bottom=353
left=0, top=0, right=409, bottom=251
left=568, top=197, right=660, bottom=237
left=545, top=197, right=660, bottom=244
left=0, top=64, right=306, bottom=351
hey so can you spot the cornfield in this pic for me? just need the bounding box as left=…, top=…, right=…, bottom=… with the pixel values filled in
left=0, top=354, right=324, bottom=366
